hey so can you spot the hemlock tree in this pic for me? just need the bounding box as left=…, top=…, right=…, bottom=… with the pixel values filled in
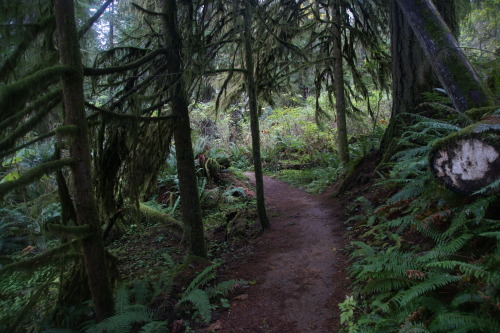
left=161, top=0, right=207, bottom=256
left=331, top=0, right=349, bottom=163
left=243, top=0, right=270, bottom=230
left=53, top=0, right=114, bottom=320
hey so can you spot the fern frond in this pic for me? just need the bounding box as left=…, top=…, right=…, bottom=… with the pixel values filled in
left=176, top=289, right=211, bottom=323
left=85, top=305, right=154, bottom=333
left=427, top=261, right=499, bottom=285
left=386, top=184, right=425, bottom=204
left=473, top=179, right=500, bottom=195
left=132, top=278, right=150, bottom=305
left=393, top=274, right=461, bottom=307
left=114, top=284, right=131, bottom=314
left=417, top=234, right=473, bottom=261
left=398, top=322, right=430, bottom=333
left=364, top=277, right=414, bottom=295
left=206, top=279, right=247, bottom=298
left=451, top=292, right=483, bottom=307
left=429, top=312, right=500, bottom=333
left=183, top=264, right=218, bottom=295
left=138, top=321, right=168, bottom=333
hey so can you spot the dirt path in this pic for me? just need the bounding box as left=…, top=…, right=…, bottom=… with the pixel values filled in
left=216, top=173, right=349, bottom=333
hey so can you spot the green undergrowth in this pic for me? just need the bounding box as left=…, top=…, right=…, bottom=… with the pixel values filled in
left=340, top=114, right=500, bottom=332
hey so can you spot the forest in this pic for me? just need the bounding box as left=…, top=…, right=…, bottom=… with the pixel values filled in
left=0, top=0, right=498, bottom=332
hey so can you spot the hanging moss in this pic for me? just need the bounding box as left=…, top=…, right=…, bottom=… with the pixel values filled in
left=0, top=158, right=74, bottom=199
left=0, top=65, right=72, bottom=122
left=0, top=15, right=56, bottom=82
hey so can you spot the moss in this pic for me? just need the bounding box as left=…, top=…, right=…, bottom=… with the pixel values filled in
left=0, top=65, right=72, bottom=122
left=139, top=203, right=183, bottom=231
left=0, top=90, right=61, bottom=132
left=0, top=158, right=74, bottom=199
left=466, top=107, right=499, bottom=121
left=0, top=96, right=61, bottom=152
left=0, top=240, right=80, bottom=276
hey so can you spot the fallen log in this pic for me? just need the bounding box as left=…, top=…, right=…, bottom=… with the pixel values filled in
left=430, top=112, right=500, bottom=195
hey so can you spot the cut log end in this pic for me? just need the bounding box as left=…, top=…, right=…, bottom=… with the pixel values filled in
left=431, top=138, right=500, bottom=195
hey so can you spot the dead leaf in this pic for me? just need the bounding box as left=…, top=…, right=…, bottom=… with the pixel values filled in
left=234, top=293, right=249, bottom=300
left=207, top=320, right=222, bottom=331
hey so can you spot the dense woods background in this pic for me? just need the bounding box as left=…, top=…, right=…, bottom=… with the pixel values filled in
left=0, top=0, right=498, bottom=332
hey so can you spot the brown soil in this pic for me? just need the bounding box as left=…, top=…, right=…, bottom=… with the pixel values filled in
left=214, top=173, right=350, bottom=333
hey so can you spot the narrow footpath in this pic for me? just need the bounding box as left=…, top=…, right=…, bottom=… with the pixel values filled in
left=217, top=174, right=349, bottom=332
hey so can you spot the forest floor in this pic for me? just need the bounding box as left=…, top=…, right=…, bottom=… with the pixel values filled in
left=212, top=172, right=351, bottom=333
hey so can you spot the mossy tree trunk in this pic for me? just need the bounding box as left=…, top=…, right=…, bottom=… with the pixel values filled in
left=394, top=0, right=495, bottom=112
left=332, top=1, right=349, bottom=164
left=161, top=0, right=207, bottom=257
left=53, top=0, right=114, bottom=321
left=243, top=0, right=270, bottom=230
left=380, top=0, right=456, bottom=154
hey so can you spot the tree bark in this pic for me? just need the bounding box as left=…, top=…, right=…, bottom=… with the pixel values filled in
left=394, top=0, right=495, bottom=112
left=161, top=0, right=207, bottom=257
left=332, top=1, right=349, bottom=163
left=243, top=0, right=270, bottom=230
left=53, top=0, right=114, bottom=321
left=380, top=0, right=465, bottom=157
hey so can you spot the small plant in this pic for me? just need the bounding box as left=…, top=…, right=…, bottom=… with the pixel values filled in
left=339, top=296, right=360, bottom=333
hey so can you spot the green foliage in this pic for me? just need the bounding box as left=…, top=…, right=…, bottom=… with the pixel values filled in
left=176, top=263, right=246, bottom=324
left=345, top=113, right=500, bottom=332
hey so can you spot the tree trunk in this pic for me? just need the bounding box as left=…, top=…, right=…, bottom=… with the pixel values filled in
left=394, top=0, right=495, bottom=112
left=243, top=0, right=270, bottom=230
left=332, top=2, right=349, bottom=163
left=430, top=113, right=500, bottom=195
left=53, top=0, right=114, bottom=321
left=380, top=0, right=463, bottom=157
left=161, top=0, right=207, bottom=257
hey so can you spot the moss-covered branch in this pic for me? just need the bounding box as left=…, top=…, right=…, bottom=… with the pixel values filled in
left=139, top=203, right=183, bottom=231
left=0, top=90, right=61, bottom=132
left=0, top=131, right=55, bottom=160
left=0, top=158, right=74, bottom=199
left=0, top=240, right=80, bottom=276
left=0, top=65, right=72, bottom=122
left=83, top=48, right=166, bottom=76
left=85, top=102, right=174, bottom=121
left=0, top=16, right=55, bottom=82
left=47, top=224, right=92, bottom=238
left=78, top=0, right=113, bottom=39
left=0, top=97, right=61, bottom=153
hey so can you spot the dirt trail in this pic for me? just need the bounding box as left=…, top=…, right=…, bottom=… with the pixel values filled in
left=217, top=173, right=348, bottom=333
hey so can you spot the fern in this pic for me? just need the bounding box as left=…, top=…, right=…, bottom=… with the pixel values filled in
left=176, top=289, right=211, bottom=323
left=429, top=312, right=500, bottom=333
left=392, top=274, right=462, bottom=307
left=205, top=279, right=247, bottom=298
left=138, top=321, right=169, bottom=333
left=85, top=305, right=154, bottom=333
left=398, top=322, right=430, bottom=333
left=427, top=261, right=499, bottom=285
left=183, top=263, right=218, bottom=295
